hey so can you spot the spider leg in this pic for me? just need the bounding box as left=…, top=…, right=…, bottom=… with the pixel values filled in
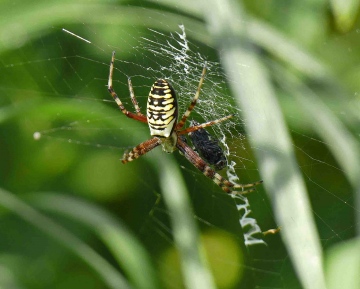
left=178, top=114, right=233, bottom=135
left=176, top=64, right=207, bottom=130
left=108, top=51, right=147, bottom=123
left=177, top=138, right=262, bottom=194
left=122, top=137, right=161, bottom=164
left=262, top=227, right=281, bottom=236
left=127, top=77, right=145, bottom=117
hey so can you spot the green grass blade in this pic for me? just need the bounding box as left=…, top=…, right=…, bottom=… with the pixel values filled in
left=0, top=187, right=131, bottom=289
left=203, top=0, right=327, bottom=289
left=330, top=0, right=360, bottom=32
left=27, top=192, right=160, bottom=289
left=156, top=152, right=216, bottom=289
left=0, top=2, right=207, bottom=54
left=273, top=63, right=360, bottom=234
left=326, top=238, right=360, bottom=289
left=246, top=18, right=331, bottom=80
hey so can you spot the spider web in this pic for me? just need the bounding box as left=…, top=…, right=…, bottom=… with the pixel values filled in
left=0, top=3, right=357, bottom=289
left=35, top=25, right=268, bottom=245
left=138, top=26, right=266, bottom=246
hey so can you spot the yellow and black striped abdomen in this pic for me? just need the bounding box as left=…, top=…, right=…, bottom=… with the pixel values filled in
left=147, top=79, right=178, bottom=138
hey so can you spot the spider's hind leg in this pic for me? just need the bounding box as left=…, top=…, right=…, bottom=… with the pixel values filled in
left=205, top=166, right=263, bottom=194
left=222, top=177, right=263, bottom=194
left=177, top=137, right=262, bottom=194
left=122, top=137, right=161, bottom=164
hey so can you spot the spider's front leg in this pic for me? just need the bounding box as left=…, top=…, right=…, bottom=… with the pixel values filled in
left=122, top=137, right=161, bottom=164
left=108, top=51, right=147, bottom=123
left=176, top=138, right=262, bottom=194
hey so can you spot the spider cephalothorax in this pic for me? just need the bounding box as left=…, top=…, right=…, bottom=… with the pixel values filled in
left=107, top=51, right=262, bottom=194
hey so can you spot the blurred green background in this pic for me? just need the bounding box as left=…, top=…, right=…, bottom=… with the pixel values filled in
left=1, top=0, right=360, bottom=289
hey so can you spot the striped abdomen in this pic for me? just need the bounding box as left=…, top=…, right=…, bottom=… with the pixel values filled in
left=147, top=79, right=178, bottom=138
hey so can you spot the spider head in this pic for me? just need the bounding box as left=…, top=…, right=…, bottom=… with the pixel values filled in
left=159, top=132, right=178, bottom=153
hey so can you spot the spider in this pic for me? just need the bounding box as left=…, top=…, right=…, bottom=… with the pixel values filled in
left=107, top=51, right=262, bottom=194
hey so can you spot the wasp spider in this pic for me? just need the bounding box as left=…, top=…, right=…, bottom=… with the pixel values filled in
left=107, top=51, right=262, bottom=194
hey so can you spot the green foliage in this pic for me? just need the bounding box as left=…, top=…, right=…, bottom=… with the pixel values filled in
left=1, top=0, right=360, bottom=289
